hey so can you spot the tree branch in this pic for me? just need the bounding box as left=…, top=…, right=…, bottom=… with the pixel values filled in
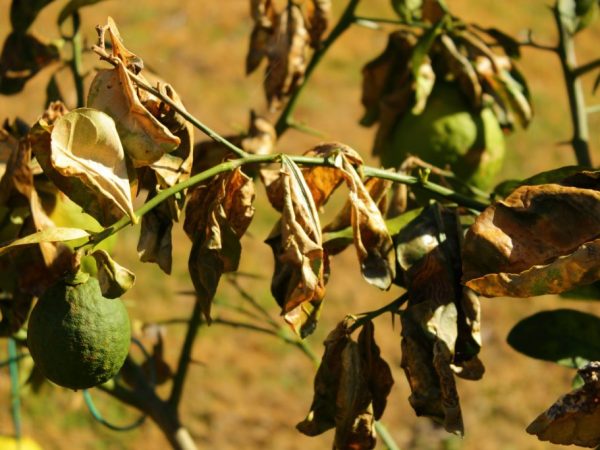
left=573, top=58, right=600, bottom=78
left=553, top=5, right=593, bottom=167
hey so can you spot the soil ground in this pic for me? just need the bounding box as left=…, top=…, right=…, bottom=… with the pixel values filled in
left=0, top=1, right=599, bottom=449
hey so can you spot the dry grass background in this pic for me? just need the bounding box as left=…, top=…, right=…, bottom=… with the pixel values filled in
left=0, top=1, right=600, bottom=449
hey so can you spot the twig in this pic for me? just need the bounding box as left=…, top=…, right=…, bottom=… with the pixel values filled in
left=572, top=58, right=600, bottom=78
left=348, top=293, right=409, bottom=334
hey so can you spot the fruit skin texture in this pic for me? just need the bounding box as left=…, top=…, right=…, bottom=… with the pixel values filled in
left=379, top=81, right=505, bottom=190
left=27, top=276, right=130, bottom=390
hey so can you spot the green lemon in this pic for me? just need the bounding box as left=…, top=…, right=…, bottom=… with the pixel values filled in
left=27, top=274, right=131, bottom=390
left=379, top=81, right=505, bottom=190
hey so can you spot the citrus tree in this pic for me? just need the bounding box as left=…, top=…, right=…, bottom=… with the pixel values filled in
left=0, top=0, right=599, bottom=449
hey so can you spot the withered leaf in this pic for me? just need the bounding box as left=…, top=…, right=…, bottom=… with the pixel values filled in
left=527, top=361, right=600, bottom=447
left=265, top=158, right=325, bottom=337
left=397, top=204, right=486, bottom=436
left=0, top=32, right=59, bottom=95
left=263, top=4, right=309, bottom=111
left=439, top=34, right=481, bottom=109
left=137, top=195, right=173, bottom=274
left=91, top=249, right=135, bottom=299
left=31, top=108, right=135, bottom=227
left=298, top=320, right=394, bottom=450
left=10, top=0, right=55, bottom=32
left=463, top=181, right=600, bottom=297
left=185, top=168, right=255, bottom=321
left=325, top=154, right=395, bottom=290
left=305, top=0, right=331, bottom=48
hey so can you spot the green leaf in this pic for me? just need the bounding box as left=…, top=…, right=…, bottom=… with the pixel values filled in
left=558, top=0, right=599, bottom=34
left=410, top=19, right=444, bottom=81
left=0, top=227, right=89, bottom=256
left=10, top=0, right=55, bottom=33
left=57, top=0, right=107, bottom=26
left=507, top=309, right=600, bottom=367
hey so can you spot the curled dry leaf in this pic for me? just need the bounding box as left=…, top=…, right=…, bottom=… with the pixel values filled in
left=397, top=204, right=484, bottom=436
left=322, top=151, right=395, bottom=291
left=462, top=177, right=600, bottom=297
left=527, top=361, right=600, bottom=447
left=297, top=320, right=394, bottom=450
left=305, top=0, right=331, bottom=48
left=137, top=193, right=173, bottom=274
left=264, top=4, right=309, bottom=111
left=265, top=158, right=325, bottom=337
left=439, top=34, right=481, bottom=109
left=31, top=108, right=135, bottom=227
left=184, top=168, right=255, bottom=322
left=88, top=18, right=182, bottom=167
left=91, top=249, right=136, bottom=299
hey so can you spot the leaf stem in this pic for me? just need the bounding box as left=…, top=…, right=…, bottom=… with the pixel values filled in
left=553, top=4, right=593, bottom=167
left=274, top=0, right=361, bottom=136
left=348, top=293, right=409, bottom=334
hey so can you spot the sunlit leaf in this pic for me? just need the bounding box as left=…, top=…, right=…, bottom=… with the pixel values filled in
left=439, top=34, right=481, bottom=109
left=463, top=180, right=600, bottom=297
left=266, top=158, right=325, bottom=337
left=507, top=309, right=600, bottom=367
left=558, top=0, right=599, bottom=34
left=527, top=361, right=600, bottom=447
left=32, top=108, right=136, bottom=226
left=0, top=227, right=89, bottom=256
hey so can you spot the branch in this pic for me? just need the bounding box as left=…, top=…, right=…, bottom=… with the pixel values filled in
left=348, top=293, right=409, bottom=334
left=553, top=4, right=593, bottom=167
left=573, top=58, right=600, bottom=78
left=168, top=296, right=203, bottom=410
left=274, top=0, right=361, bottom=136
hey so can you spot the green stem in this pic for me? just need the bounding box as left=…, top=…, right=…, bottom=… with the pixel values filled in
left=70, top=12, right=85, bottom=108
left=553, top=4, right=593, bottom=167
left=275, top=0, right=361, bottom=136
left=375, top=421, right=401, bottom=450
left=8, top=338, right=21, bottom=440
left=168, top=296, right=203, bottom=409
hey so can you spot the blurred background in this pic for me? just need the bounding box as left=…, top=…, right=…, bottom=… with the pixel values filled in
left=0, top=1, right=599, bottom=449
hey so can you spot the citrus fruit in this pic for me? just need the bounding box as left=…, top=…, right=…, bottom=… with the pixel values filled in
left=379, top=81, right=505, bottom=190
left=27, top=273, right=131, bottom=390
left=0, top=436, right=43, bottom=450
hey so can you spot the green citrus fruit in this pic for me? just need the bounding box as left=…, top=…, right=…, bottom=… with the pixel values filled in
left=27, top=274, right=131, bottom=390
left=379, top=81, right=505, bottom=190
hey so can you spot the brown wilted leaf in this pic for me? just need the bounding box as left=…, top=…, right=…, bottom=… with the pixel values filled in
left=137, top=194, right=173, bottom=274
left=330, top=154, right=395, bottom=291
left=30, top=108, right=136, bottom=227
left=527, top=361, right=600, bottom=447
left=265, top=158, right=325, bottom=337
left=305, top=0, right=331, bottom=48
left=397, top=204, right=485, bottom=435
left=462, top=179, right=600, bottom=297
left=91, top=249, right=136, bottom=299
left=439, top=34, right=481, bottom=109
left=185, top=168, right=255, bottom=321
left=360, top=30, right=415, bottom=127
left=89, top=19, right=181, bottom=167
left=264, top=4, right=309, bottom=111
left=297, top=320, right=394, bottom=450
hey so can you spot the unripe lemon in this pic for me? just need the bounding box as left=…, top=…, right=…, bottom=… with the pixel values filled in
left=380, top=81, right=505, bottom=190
left=27, top=274, right=130, bottom=390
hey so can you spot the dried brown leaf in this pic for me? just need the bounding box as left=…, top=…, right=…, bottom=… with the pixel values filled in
left=264, top=4, right=309, bottom=111
left=305, top=0, right=331, bottom=48
left=463, top=181, right=600, bottom=297
left=298, top=320, right=393, bottom=450
left=527, top=361, right=600, bottom=447
left=137, top=192, right=173, bottom=274
left=439, top=34, right=481, bottom=109
left=185, top=168, right=255, bottom=321
left=266, top=158, right=325, bottom=337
